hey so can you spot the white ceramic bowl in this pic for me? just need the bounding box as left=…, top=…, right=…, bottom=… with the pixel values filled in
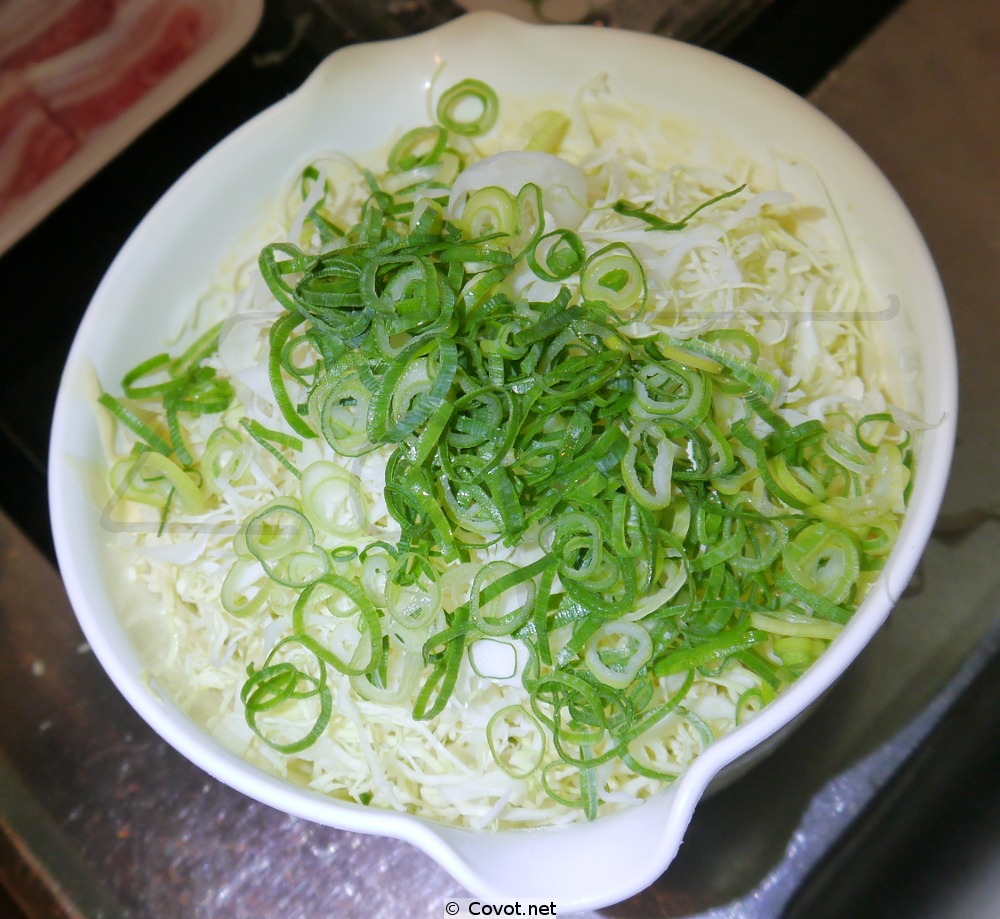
left=49, top=12, right=957, bottom=911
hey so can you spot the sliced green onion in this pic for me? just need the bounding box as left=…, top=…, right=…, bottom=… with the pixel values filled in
left=386, top=553, right=442, bottom=630
left=221, top=558, right=272, bottom=618
left=125, top=450, right=205, bottom=513
left=752, top=610, right=840, bottom=643
left=349, top=644, right=422, bottom=704
left=300, top=460, right=370, bottom=537
left=612, top=183, right=746, bottom=231
left=388, top=125, right=448, bottom=172
left=292, top=574, right=383, bottom=676
left=653, top=628, right=769, bottom=677
left=622, top=420, right=676, bottom=510
left=583, top=621, right=653, bottom=689
left=524, top=110, right=570, bottom=153
left=528, top=229, right=586, bottom=281
left=460, top=186, right=516, bottom=239
left=98, top=392, right=173, bottom=456
left=237, top=497, right=314, bottom=563
left=487, top=704, right=546, bottom=778
left=469, top=561, right=536, bottom=637
left=581, top=243, right=647, bottom=317
left=436, top=79, right=499, bottom=137
left=782, top=521, right=860, bottom=606
left=201, top=427, right=251, bottom=491
left=239, top=418, right=303, bottom=479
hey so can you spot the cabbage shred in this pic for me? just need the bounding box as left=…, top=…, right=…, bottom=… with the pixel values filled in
left=100, top=77, right=914, bottom=828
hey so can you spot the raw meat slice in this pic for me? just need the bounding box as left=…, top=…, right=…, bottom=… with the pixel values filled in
left=26, top=0, right=205, bottom=136
left=0, top=0, right=119, bottom=71
left=0, top=73, right=79, bottom=212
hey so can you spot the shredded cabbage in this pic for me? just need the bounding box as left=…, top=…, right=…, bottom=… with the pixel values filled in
left=98, top=75, right=917, bottom=829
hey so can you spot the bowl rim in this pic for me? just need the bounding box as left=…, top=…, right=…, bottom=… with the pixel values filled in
left=48, top=10, right=958, bottom=911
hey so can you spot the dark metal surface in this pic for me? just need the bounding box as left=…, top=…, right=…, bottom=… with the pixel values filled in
left=1, top=0, right=997, bottom=916
left=781, top=638, right=1000, bottom=919
left=782, top=0, right=1000, bottom=912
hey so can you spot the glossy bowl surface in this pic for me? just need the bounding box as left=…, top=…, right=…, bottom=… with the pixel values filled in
left=49, top=12, right=957, bottom=911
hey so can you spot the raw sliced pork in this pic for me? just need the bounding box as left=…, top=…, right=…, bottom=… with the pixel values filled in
left=26, top=0, right=206, bottom=136
left=0, top=0, right=120, bottom=71
left=0, top=73, right=78, bottom=211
